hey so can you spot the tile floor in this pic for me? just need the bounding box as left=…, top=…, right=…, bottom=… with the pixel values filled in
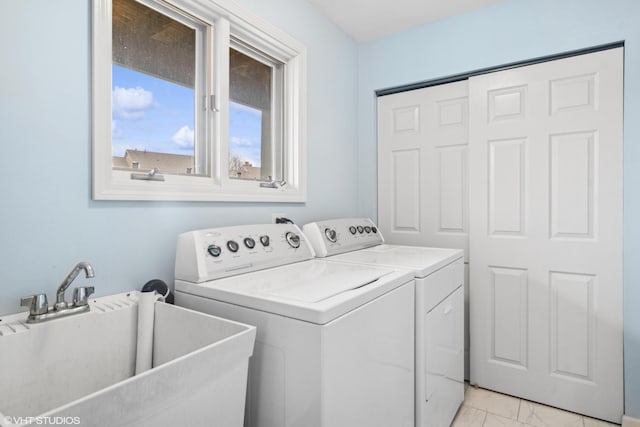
left=452, top=386, right=620, bottom=427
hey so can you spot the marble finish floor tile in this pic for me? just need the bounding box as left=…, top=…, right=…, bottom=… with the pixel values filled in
left=484, top=413, right=527, bottom=427
left=583, top=417, right=620, bottom=427
left=518, top=400, right=583, bottom=427
left=452, top=406, right=486, bottom=427
left=451, top=386, right=622, bottom=427
left=462, top=386, right=520, bottom=420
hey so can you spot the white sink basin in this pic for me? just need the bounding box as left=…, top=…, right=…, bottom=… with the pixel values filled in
left=0, top=291, right=255, bottom=427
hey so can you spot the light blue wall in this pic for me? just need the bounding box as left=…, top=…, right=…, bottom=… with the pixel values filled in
left=2, top=0, right=638, bottom=418
left=0, top=0, right=357, bottom=315
left=356, top=0, right=640, bottom=417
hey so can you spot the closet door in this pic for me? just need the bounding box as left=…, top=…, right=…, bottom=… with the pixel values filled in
left=469, top=48, right=623, bottom=422
left=377, top=81, right=471, bottom=379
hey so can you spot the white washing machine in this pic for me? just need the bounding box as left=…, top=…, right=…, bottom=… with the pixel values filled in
left=303, top=218, right=465, bottom=427
left=174, top=223, right=415, bottom=427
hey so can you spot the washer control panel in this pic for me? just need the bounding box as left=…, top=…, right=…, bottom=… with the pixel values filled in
left=302, top=218, right=384, bottom=257
left=175, top=223, right=314, bottom=282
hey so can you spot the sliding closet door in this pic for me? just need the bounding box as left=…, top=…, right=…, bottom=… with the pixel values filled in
left=469, top=48, right=623, bottom=422
left=377, top=81, right=471, bottom=378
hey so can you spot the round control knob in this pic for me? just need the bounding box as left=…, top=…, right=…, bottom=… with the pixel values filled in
left=207, top=245, right=222, bottom=257
left=260, top=235, right=270, bottom=247
left=356, top=226, right=364, bottom=234
left=364, top=226, right=372, bottom=233
left=244, top=237, right=256, bottom=249
left=349, top=226, right=357, bottom=235
left=325, top=228, right=337, bottom=243
left=227, top=240, right=239, bottom=253
left=285, top=232, right=301, bottom=248
left=372, top=226, right=378, bottom=234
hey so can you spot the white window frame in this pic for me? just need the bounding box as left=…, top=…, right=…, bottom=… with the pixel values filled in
left=92, top=0, right=307, bottom=202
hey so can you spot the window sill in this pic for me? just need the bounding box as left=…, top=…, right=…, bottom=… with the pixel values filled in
left=93, top=172, right=306, bottom=202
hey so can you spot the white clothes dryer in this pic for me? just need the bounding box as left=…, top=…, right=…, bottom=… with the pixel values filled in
left=303, top=218, right=465, bottom=427
left=174, top=223, right=415, bottom=427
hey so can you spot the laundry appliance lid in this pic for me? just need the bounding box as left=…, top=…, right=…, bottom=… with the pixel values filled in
left=329, top=244, right=463, bottom=278
left=175, top=259, right=413, bottom=324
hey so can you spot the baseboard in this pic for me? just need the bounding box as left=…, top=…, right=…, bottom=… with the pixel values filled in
left=623, top=415, right=640, bottom=427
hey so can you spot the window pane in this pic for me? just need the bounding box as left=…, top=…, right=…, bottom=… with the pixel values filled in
left=229, top=46, right=282, bottom=181
left=111, top=0, right=201, bottom=176
left=229, top=101, right=263, bottom=179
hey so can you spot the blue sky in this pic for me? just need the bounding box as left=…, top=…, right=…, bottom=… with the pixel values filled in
left=112, top=64, right=262, bottom=166
left=229, top=102, right=262, bottom=167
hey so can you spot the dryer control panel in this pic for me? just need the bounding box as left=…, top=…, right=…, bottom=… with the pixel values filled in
left=303, top=218, right=385, bottom=257
left=175, top=223, right=315, bottom=283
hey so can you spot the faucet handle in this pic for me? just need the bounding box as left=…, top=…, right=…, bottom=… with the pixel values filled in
left=21, top=294, right=49, bottom=315
left=73, top=286, right=95, bottom=307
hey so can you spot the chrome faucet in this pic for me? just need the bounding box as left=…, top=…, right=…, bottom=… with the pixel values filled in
left=21, top=262, right=96, bottom=323
left=55, top=262, right=95, bottom=310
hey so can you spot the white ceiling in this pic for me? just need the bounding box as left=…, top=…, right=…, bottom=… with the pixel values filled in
left=306, top=0, right=507, bottom=42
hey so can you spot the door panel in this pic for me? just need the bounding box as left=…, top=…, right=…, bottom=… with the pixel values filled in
left=490, top=266, right=528, bottom=367
left=438, top=146, right=466, bottom=233
left=488, top=138, right=527, bottom=236
left=549, top=272, right=595, bottom=381
left=549, top=131, right=595, bottom=239
left=391, top=149, right=421, bottom=232
left=469, top=48, right=623, bottom=422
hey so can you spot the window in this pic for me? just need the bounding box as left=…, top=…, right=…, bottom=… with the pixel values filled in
left=93, top=0, right=306, bottom=201
left=229, top=42, right=283, bottom=182
left=111, top=0, right=205, bottom=177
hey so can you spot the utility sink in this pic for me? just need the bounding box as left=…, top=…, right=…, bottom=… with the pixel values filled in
left=0, top=291, right=256, bottom=427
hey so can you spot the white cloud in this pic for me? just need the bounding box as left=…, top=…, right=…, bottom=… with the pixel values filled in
left=111, top=119, right=123, bottom=140
left=172, top=125, right=194, bottom=148
left=230, top=136, right=255, bottom=147
left=112, top=86, right=154, bottom=120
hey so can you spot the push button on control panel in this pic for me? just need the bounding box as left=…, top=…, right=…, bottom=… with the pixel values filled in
left=325, top=228, right=337, bottom=243
left=285, top=232, right=301, bottom=248
left=207, top=244, right=222, bottom=257
left=244, top=237, right=256, bottom=249
left=356, top=226, right=364, bottom=234
left=349, top=226, right=357, bottom=235
left=227, top=240, right=240, bottom=253
left=364, top=226, right=372, bottom=233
